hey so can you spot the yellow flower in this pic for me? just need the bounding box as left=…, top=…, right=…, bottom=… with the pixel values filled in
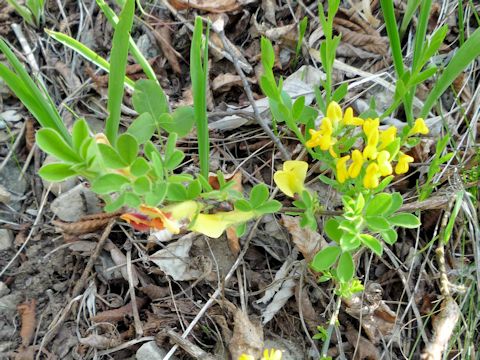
left=363, top=162, right=381, bottom=189
left=238, top=355, right=255, bottom=360
left=306, top=118, right=334, bottom=150
left=336, top=155, right=350, bottom=183
left=408, top=118, right=429, bottom=136
left=262, top=349, right=283, bottom=360
left=326, top=101, right=343, bottom=126
left=306, top=129, right=323, bottom=148
left=273, top=160, right=308, bottom=197
left=363, top=118, right=380, bottom=136
left=191, top=210, right=255, bottom=238
left=379, top=126, right=397, bottom=150
left=377, top=150, right=393, bottom=176
left=348, top=149, right=363, bottom=178
left=343, top=107, right=364, bottom=126
left=363, top=127, right=379, bottom=160
left=139, top=204, right=183, bottom=234
left=395, top=153, right=414, bottom=174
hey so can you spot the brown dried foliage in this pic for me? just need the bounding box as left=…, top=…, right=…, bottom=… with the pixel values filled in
left=17, top=299, right=36, bottom=347
left=92, top=297, right=148, bottom=323
left=52, top=211, right=122, bottom=236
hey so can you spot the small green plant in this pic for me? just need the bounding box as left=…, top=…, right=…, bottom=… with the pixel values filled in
left=0, top=2, right=281, bottom=238
left=7, top=0, right=45, bottom=27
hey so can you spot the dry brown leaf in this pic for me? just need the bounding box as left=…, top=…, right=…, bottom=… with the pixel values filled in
left=228, top=309, right=264, bottom=359
left=211, top=73, right=242, bottom=92
left=343, top=283, right=397, bottom=344
left=153, top=22, right=182, bottom=74
left=104, top=240, right=139, bottom=286
left=168, top=0, right=241, bottom=13
left=281, top=215, right=326, bottom=261
left=25, top=119, right=36, bottom=152
left=52, top=211, right=122, bottom=236
left=78, top=334, right=122, bottom=349
left=140, top=284, right=170, bottom=300
left=345, top=326, right=380, bottom=360
left=294, top=285, right=319, bottom=332
left=17, top=299, right=36, bottom=347
left=92, top=297, right=148, bottom=323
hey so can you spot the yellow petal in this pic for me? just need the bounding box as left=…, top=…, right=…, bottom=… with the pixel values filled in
left=190, top=211, right=254, bottom=238
left=238, top=354, right=255, bottom=360
left=379, top=126, right=397, bottom=150
left=377, top=150, right=393, bottom=176
left=336, top=155, right=350, bottom=183
left=343, top=107, right=364, bottom=126
left=274, top=161, right=308, bottom=197
left=395, top=154, right=414, bottom=174
left=408, top=118, right=429, bottom=136
left=261, top=349, right=283, bottom=360
left=139, top=204, right=181, bottom=234
left=348, top=149, right=364, bottom=178
left=327, top=101, right=342, bottom=124
left=363, top=162, right=380, bottom=189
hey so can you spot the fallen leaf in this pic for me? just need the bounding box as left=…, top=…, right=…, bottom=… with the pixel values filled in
left=345, top=326, right=380, bottom=360
left=281, top=215, right=326, bottom=261
left=17, top=299, right=36, bottom=347
left=149, top=233, right=204, bottom=281
left=256, top=259, right=300, bottom=324
left=168, top=0, right=242, bottom=13
left=153, top=21, right=182, bottom=74
left=92, top=297, right=148, bottom=323
left=228, top=309, right=264, bottom=359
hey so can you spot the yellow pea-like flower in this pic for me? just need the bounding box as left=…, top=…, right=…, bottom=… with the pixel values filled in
left=273, top=160, right=308, bottom=197
left=363, top=127, right=379, bottom=160
left=238, top=355, right=255, bottom=360
left=327, top=101, right=343, bottom=126
left=261, top=349, right=283, bottom=360
left=348, top=149, right=364, bottom=178
left=343, top=107, right=364, bottom=126
left=377, top=150, right=393, bottom=176
left=305, top=128, right=323, bottom=148
left=363, top=162, right=381, bottom=189
left=336, top=155, right=350, bottom=183
left=395, top=153, right=414, bottom=174
left=363, top=118, right=380, bottom=136
left=408, top=118, right=429, bottom=136
left=379, top=126, right=397, bottom=150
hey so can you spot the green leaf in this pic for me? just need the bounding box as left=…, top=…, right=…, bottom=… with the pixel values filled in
left=133, top=176, right=151, bottom=194
left=339, top=232, right=361, bottom=252
left=261, top=36, right=275, bottom=70
left=250, top=183, right=269, bottom=208
left=337, top=252, right=355, bottom=283
left=124, top=192, right=141, bottom=208
left=105, top=192, right=126, bottom=212
left=292, top=96, right=305, bottom=120
left=332, top=82, right=348, bottom=103
left=381, top=229, right=398, bottom=245
left=255, top=200, right=282, bottom=214
left=360, top=234, right=383, bottom=256
left=385, top=193, right=403, bottom=215
left=132, top=79, right=169, bottom=119
left=162, top=106, right=195, bottom=138
left=187, top=179, right=202, bottom=199
left=145, top=182, right=167, bottom=206
left=236, top=222, right=247, bottom=237
left=126, top=113, right=156, bottom=144
left=72, top=119, right=90, bottom=150
left=310, top=246, right=341, bottom=272
left=98, top=143, right=128, bottom=169
left=324, top=218, right=342, bottom=242
left=388, top=213, right=421, bottom=228
left=235, top=199, right=252, bottom=212
left=36, top=129, right=81, bottom=163
left=116, top=133, right=138, bottom=165
left=91, top=173, right=130, bottom=194
left=365, top=193, right=392, bottom=217
left=39, top=163, right=77, bottom=181
left=365, top=216, right=390, bottom=231
left=130, top=157, right=150, bottom=177
left=421, top=27, right=480, bottom=117
left=259, top=75, right=278, bottom=99
left=165, top=150, right=185, bottom=170
left=166, top=182, right=188, bottom=201
left=104, top=0, right=136, bottom=143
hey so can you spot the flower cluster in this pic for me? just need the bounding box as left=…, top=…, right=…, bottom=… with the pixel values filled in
left=305, top=102, right=428, bottom=190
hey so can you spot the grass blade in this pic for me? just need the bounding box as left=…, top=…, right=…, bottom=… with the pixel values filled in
left=95, top=0, right=158, bottom=83
left=46, top=30, right=134, bottom=89
left=380, top=0, right=404, bottom=77
left=105, top=0, right=135, bottom=144
left=421, top=27, right=480, bottom=117
left=0, top=38, right=71, bottom=143
left=191, top=17, right=209, bottom=179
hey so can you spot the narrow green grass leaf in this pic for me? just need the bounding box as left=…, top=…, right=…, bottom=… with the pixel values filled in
left=46, top=30, right=135, bottom=90
left=379, top=0, right=404, bottom=77
left=105, top=0, right=135, bottom=144
left=191, top=17, right=209, bottom=178
left=421, top=27, right=480, bottom=117
left=0, top=38, right=71, bottom=143
left=96, top=0, right=158, bottom=83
